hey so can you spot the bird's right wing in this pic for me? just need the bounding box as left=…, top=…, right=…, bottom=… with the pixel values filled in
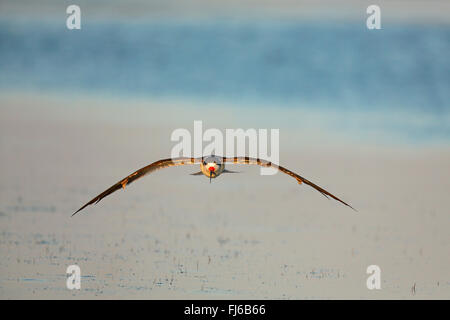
left=73, top=157, right=202, bottom=216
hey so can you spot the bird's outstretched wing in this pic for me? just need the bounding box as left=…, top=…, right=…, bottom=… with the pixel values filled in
left=222, top=156, right=355, bottom=210
left=72, top=157, right=202, bottom=216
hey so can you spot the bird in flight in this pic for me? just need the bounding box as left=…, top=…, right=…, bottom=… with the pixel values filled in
left=73, top=155, right=355, bottom=216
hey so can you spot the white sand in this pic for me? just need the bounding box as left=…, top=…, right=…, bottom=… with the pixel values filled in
left=0, top=92, right=449, bottom=299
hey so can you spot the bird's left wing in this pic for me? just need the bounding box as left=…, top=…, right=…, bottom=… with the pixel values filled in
left=222, top=156, right=355, bottom=210
left=73, top=157, right=202, bottom=216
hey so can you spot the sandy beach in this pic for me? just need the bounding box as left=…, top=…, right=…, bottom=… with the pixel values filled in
left=1, top=92, right=449, bottom=299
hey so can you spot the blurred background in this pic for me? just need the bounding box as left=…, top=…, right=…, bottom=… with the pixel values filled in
left=1, top=0, right=449, bottom=143
left=0, top=0, right=449, bottom=299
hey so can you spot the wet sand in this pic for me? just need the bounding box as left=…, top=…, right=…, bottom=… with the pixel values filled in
left=0, top=92, right=449, bottom=299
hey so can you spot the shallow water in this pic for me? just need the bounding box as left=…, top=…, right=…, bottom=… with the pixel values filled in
left=1, top=3, right=449, bottom=299
left=0, top=19, right=449, bottom=142
left=1, top=95, right=449, bottom=299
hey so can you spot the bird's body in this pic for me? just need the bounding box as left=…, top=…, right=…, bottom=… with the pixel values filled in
left=199, top=155, right=225, bottom=179
left=73, top=155, right=354, bottom=216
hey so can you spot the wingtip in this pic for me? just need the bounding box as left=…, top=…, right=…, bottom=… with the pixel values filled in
left=71, top=204, right=88, bottom=217
left=343, top=202, right=357, bottom=212
left=331, top=195, right=357, bottom=212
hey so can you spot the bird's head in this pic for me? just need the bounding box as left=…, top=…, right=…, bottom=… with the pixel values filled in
left=200, top=155, right=224, bottom=181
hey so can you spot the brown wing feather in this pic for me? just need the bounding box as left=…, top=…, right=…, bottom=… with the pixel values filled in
left=223, top=156, right=355, bottom=210
left=72, top=157, right=201, bottom=216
